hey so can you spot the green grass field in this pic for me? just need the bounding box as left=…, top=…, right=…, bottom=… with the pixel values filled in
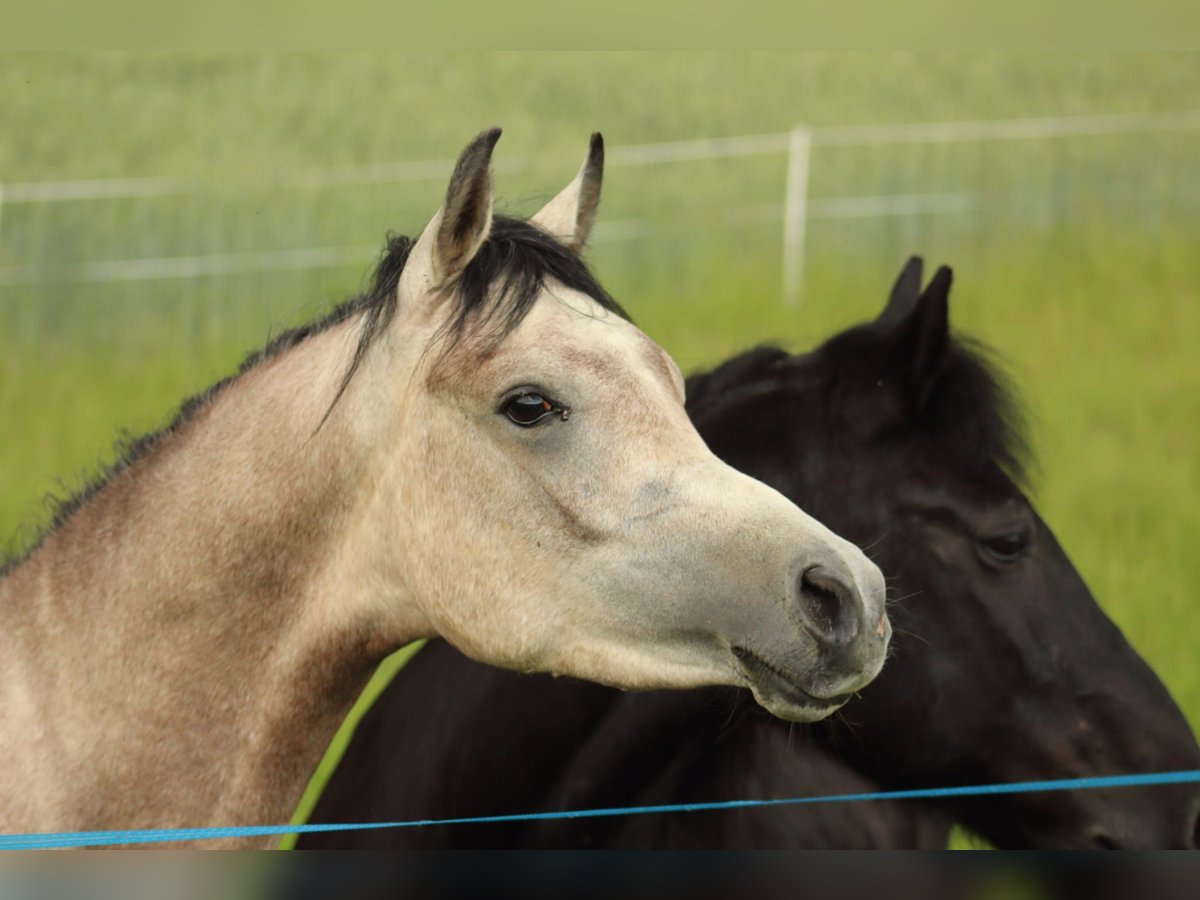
left=2, top=53, right=1198, bottom=848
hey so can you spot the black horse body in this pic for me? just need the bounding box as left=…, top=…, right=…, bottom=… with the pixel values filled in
left=301, top=260, right=1200, bottom=850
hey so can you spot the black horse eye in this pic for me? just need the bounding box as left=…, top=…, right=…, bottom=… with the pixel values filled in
left=502, top=392, right=562, bottom=427
left=980, top=531, right=1029, bottom=564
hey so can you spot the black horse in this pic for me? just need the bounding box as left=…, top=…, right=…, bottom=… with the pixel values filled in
left=300, top=259, right=1200, bottom=850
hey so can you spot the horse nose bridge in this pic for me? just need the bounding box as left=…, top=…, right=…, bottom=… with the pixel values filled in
left=687, top=461, right=827, bottom=551
left=715, top=464, right=863, bottom=556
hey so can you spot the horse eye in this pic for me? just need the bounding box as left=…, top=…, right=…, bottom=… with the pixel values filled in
left=502, top=392, right=561, bottom=427
left=980, top=531, right=1029, bottom=563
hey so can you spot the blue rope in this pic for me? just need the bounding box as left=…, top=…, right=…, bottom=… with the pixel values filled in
left=2, top=769, right=1198, bottom=849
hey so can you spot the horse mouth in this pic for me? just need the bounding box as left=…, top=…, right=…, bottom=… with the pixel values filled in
left=731, top=645, right=853, bottom=723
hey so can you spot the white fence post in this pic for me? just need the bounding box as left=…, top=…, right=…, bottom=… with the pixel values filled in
left=782, top=124, right=813, bottom=307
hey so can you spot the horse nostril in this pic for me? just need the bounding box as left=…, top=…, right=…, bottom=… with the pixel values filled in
left=796, top=564, right=860, bottom=643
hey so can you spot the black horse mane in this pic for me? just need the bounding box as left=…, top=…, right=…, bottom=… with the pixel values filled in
left=913, top=335, right=1030, bottom=486
left=1, top=216, right=626, bottom=577
left=686, top=330, right=1030, bottom=488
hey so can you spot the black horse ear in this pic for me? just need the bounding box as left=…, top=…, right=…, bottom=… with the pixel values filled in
left=890, top=265, right=952, bottom=406
left=876, top=256, right=925, bottom=328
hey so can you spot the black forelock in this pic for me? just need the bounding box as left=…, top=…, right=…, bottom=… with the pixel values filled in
left=814, top=319, right=1031, bottom=487
left=443, top=215, right=627, bottom=342
left=913, top=336, right=1031, bottom=487
left=325, top=215, right=627, bottom=419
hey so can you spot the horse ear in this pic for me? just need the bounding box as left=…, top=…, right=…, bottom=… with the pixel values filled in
left=876, top=256, right=924, bottom=328
left=529, top=133, right=604, bottom=251
left=403, top=127, right=500, bottom=296
left=891, top=265, right=952, bottom=405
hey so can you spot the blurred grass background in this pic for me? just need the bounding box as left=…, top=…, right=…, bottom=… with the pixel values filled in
left=2, top=53, right=1198, bottom=847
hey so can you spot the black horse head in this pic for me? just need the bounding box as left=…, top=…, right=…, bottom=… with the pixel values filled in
left=686, top=258, right=1200, bottom=848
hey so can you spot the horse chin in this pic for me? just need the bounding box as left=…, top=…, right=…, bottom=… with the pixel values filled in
left=732, top=646, right=850, bottom=723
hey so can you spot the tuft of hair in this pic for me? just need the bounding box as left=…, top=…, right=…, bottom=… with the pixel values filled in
left=915, top=335, right=1032, bottom=488
left=439, top=215, right=627, bottom=343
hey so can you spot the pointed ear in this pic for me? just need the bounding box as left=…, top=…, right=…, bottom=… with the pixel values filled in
left=529, top=133, right=604, bottom=251
left=876, top=256, right=924, bottom=328
left=402, top=127, right=500, bottom=297
left=891, top=264, right=952, bottom=405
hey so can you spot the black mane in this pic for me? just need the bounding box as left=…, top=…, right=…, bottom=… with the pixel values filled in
left=684, top=345, right=791, bottom=414
left=1, top=215, right=625, bottom=577
left=686, top=330, right=1030, bottom=487
left=912, top=335, right=1030, bottom=486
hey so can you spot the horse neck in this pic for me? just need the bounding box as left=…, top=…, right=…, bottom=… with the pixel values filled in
left=0, top=319, right=414, bottom=843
